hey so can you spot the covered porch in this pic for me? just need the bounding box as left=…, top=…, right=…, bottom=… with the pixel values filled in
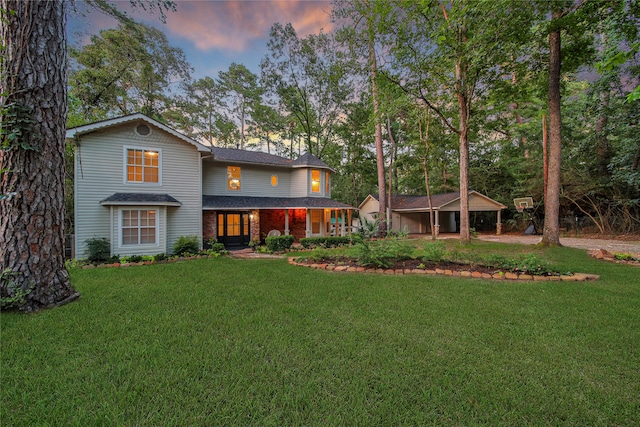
left=202, top=195, right=356, bottom=247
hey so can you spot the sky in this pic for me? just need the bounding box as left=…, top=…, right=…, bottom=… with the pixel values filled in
left=68, top=0, right=334, bottom=81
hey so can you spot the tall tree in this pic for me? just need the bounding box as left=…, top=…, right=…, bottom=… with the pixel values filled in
left=374, top=0, right=529, bottom=243
left=1, top=0, right=79, bottom=311
left=217, top=63, right=262, bottom=150
left=1, top=0, right=174, bottom=311
left=261, top=23, right=352, bottom=159
left=69, top=22, right=191, bottom=122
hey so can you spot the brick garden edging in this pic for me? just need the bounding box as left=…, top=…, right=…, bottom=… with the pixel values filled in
left=287, top=258, right=600, bottom=282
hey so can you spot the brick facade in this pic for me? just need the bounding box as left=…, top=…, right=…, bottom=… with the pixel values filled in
left=202, top=211, right=217, bottom=245
left=259, top=208, right=308, bottom=242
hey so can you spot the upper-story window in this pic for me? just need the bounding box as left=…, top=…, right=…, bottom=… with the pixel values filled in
left=325, top=172, right=330, bottom=194
left=126, top=148, right=159, bottom=183
left=227, top=166, right=241, bottom=191
left=311, top=169, right=320, bottom=193
left=271, top=175, right=278, bottom=187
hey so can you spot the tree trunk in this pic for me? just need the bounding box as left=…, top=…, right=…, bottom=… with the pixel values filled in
left=367, top=15, right=386, bottom=236
left=456, top=58, right=470, bottom=244
left=1, top=0, right=79, bottom=311
left=542, top=14, right=562, bottom=246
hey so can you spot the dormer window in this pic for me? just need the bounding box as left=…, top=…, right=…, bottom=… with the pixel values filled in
left=227, top=166, right=241, bottom=191
left=126, top=148, right=159, bottom=183
left=311, top=170, right=320, bottom=193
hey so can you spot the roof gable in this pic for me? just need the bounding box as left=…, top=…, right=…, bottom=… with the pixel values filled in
left=65, top=113, right=211, bottom=153
left=362, top=191, right=506, bottom=211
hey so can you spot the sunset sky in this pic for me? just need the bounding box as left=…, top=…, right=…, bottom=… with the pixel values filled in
left=68, top=0, right=334, bottom=80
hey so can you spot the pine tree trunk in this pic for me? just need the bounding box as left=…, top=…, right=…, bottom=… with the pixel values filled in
left=367, top=14, right=386, bottom=236
left=542, top=15, right=562, bottom=246
left=1, top=0, right=79, bottom=311
left=456, top=57, right=470, bottom=244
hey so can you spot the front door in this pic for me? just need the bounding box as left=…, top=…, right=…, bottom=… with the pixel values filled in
left=217, top=212, right=250, bottom=247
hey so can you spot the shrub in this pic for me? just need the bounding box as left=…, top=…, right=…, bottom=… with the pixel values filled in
left=0, top=268, right=33, bottom=311
left=209, top=243, right=226, bottom=254
left=85, top=237, right=111, bottom=263
left=421, top=241, right=446, bottom=262
left=265, top=235, right=295, bottom=252
left=173, top=235, right=200, bottom=255
left=107, top=255, right=120, bottom=264
left=354, top=239, right=414, bottom=268
left=127, top=255, right=143, bottom=263
left=299, top=236, right=361, bottom=249
left=153, top=253, right=168, bottom=262
left=358, top=216, right=382, bottom=238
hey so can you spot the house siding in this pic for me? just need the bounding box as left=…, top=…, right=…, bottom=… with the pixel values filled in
left=202, top=162, right=292, bottom=198
left=290, top=169, right=310, bottom=197
left=74, top=122, right=202, bottom=258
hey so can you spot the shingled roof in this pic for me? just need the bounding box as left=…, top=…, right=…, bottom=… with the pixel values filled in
left=366, top=193, right=461, bottom=210
left=100, top=193, right=181, bottom=206
left=210, top=147, right=333, bottom=171
left=211, top=147, right=292, bottom=167
left=203, top=195, right=354, bottom=210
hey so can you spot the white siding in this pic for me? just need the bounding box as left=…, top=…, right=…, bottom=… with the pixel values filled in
left=74, top=122, right=202, bottom=258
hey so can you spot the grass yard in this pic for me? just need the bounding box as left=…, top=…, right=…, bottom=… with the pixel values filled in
left=2, top=241, right=639, bottom=426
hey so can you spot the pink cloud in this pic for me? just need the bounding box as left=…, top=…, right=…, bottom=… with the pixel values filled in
left=165, top=0, right=333, bottom=52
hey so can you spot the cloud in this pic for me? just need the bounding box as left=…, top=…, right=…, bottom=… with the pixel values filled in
left=165, top=0, right=333, bottom=52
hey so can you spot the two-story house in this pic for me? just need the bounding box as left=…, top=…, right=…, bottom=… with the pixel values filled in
left=67, top=113, right=355, bottom=258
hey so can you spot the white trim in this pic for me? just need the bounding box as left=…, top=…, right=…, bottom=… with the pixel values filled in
left=134, top=123, right=153, bottom=137
left=117, top=207, right=161, bottom=250
left=66, top=113, right=211, bottom=152
left=123, top=146, right=163, bottom=186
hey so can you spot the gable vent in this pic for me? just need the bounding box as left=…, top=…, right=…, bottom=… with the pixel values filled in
left=135, top=124, right=151, bottom=136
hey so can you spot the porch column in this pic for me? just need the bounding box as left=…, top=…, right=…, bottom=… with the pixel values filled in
left=348, top=210, right=352, bottom=235
left=305, top=209, right=311, bottom=238
left=496, top=210, right=502, bottom=235
left=340, top=210, right=346, bottom=236
left=284, top=209, right=290, bottom=235
left=434, top=210, right=440, bottom=237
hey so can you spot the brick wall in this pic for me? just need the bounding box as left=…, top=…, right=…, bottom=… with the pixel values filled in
left=203, top=211, right=217, bottom=244
left=259, top=209, right=307, bottom=242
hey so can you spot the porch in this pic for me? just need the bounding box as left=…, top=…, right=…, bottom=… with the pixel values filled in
left=202, top=195, right=356, bottom=248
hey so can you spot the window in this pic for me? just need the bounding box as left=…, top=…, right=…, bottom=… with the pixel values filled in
left=227, top=166, right=241, bottom=190
left=271, top=175, right=278, bottom=187
left=122, top=210, right=156, bottom=245
left=126, top=148, right=159, bottom=183
left=311, top=210, right=321, bottom=234
left=325, top=172, right=330, bottom=194
left=311, top=170, right=320, bottom=193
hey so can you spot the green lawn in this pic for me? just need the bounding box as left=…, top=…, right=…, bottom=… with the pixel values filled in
left=2, top=242, right=639, bottom=426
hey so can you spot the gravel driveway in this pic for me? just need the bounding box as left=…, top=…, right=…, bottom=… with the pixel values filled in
left=476, top=234, right=640, bottom=255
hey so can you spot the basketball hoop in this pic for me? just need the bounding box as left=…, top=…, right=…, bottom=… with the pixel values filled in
left=513, top=197, right=539, bottom=235
left=513, top=197, right=534, bottom=213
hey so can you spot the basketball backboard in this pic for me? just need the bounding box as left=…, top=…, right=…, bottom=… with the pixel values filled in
left=513, top=197, right=534, bottom=213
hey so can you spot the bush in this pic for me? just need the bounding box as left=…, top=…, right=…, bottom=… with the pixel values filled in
left=153, top=253, right=167, bottom=262
left=421, top=241, right=446, bottom=262
left=126, top=255, right=143, bottom=263
left=265, top=235, right=295, bottom=252
left=209, top=243, right=226, bottom=253
left=173, top=235, right=200, bottom=255
left=85, top=237, right=111, bottom=263
left=299, top=235, right=362, bottom=249
left=354, top=239, right=414, bottom=268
